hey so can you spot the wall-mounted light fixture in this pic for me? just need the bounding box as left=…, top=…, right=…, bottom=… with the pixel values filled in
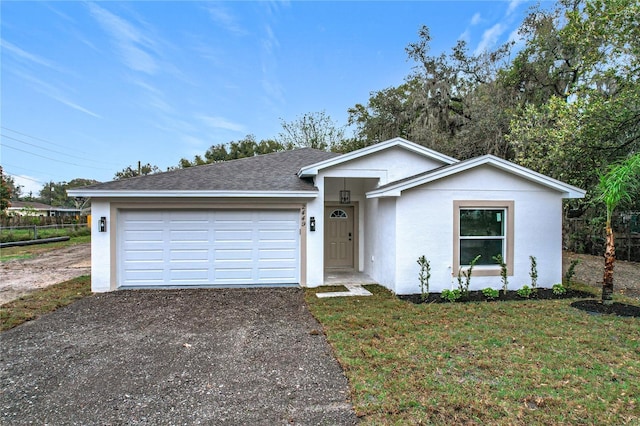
left=339, top=178, right=350, bottom=204
left=99, top=217, right=107, bottom=232
left=310, top=217, right=316, bottom=232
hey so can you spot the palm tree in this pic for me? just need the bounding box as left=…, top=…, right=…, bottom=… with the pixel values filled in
left=598, top=154, right=640, bottom=305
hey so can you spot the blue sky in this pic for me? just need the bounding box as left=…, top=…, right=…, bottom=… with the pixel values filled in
left=1, top=0, right=536, bottom=196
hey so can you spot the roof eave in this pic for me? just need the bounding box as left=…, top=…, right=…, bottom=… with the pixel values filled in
left=297, top=137, right=458, bottom=177
left=66, top=190, right=319, bottom=199
left=366, top=155, right=587, bottom=199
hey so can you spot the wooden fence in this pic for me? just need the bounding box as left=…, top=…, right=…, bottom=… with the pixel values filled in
left=564, top=212, right=640, bottom=262
left=0, top=215, right=89, bottom=227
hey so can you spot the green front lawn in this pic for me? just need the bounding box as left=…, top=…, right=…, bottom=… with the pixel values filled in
left=306, top=285, right=640, bottom=425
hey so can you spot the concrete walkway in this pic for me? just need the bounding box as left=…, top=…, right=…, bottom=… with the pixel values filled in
left=318, top=269, right=376, bottom=298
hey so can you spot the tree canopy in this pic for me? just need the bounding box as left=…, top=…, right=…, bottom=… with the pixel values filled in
left=348, top=0, right=639, bottom=203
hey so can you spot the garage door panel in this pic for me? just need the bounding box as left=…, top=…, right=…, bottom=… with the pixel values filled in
left=124, top=269, right=164, bottom=280
left=119, top=210, right=299, bottom=287
left=214, top=268, right=254, bottom=280
left=169, top=230, right=209, bottom=242
left=170, top=268, right=209, bottom=282
left=124, top=230, right=164, bottom=243
left=215, top=248, right=252, bottom=261
left=214, top=229, right=253, bottom=242
left=257, top=267, right=297, bottom=280
left=259, top=229, right=297, bottom=241
left=258, top=248, right=297, bottom=261
left=170, top=249, right=208, bottom=261
left=124, top=249, right=164, bottom=261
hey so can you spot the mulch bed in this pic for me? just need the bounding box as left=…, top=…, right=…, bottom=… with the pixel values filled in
left=399, top=288, right=592, bottom=304
left=399, top=289, right=640, bottom=318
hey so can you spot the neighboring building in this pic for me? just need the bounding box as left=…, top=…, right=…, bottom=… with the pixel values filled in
left=69, top=138, right=585, bottom=294
left=7, top=201, right=82, bottom=217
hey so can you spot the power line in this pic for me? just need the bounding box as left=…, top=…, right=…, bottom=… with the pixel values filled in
left=1, top=134, right=112, bottom=165
left=1, top=163, right=51, bottom=176
left=2, top=169, right=44, bottom=185
left=1, top=126, right=93, bottom=156
left=2, top=163, right=68, bottom=184
left=0, top=126, right=121, bottom=166
left=1, top=143, right=112, bottom=170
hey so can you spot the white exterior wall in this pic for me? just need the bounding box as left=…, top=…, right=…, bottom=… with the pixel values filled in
left=305, top=180, right=325, bottom=287
left=319, top=146, right=447, bottom=185
left=90, top=200, right=112, bottom=292
left=392, top=166, right=565, bottom=294
left=310, top=146, right=447, bottom=286
left=377, top=198, right=398, bottom=290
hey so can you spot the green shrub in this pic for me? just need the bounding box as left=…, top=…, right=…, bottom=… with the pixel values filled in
left=441, top=289, right=462, bottom=303
left=529, top=255, right=538, bottom=289
left=492, top=254, right=509, bottom=295
left=517, top=285, right=533, bottom=299
left=457, top=254, right=481, bottom=297
left=552, top=283, right=567, bottom=295
left=482, top=287, right=499, bottom=300
left=564, top=259, right=580, bottom=284
left=417, top=255, right=431, bottom=301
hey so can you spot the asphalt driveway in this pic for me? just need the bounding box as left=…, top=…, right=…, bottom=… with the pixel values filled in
left=1, top=288, right=358, bottom=425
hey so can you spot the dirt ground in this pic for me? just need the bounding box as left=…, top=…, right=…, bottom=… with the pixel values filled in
left=0, top=243, right=91, bottom=305
left=563, top=251, right=640, bottom=299
left=0, top=288, right=358, bottom=425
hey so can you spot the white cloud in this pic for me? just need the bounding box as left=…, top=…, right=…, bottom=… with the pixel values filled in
left=18, top=72, right=101, bottom=118
left=11, top=174, right=43, bottom=197
left=470, top=12, right=482, bottom=26
left=205, top=3, right=247, bottom=35
left=506, top=0, right=525, bottom=16
left=198, top=115, right=246, bottom=133
left=180, top=135, right=207, bottom=148
left=458, top=29, right=471, bottom=42
left=260, top=23, right=284, bottom=105
left=0, top=39, right=66, bottom=73
left=87, top=3, right=159, bottom=74
left=507, top=28, right=525, bottom=49
left=474, top=23, right=506, bottom=55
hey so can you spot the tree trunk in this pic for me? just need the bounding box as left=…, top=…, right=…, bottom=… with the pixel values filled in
left=602, top=223, right=615, bottom=305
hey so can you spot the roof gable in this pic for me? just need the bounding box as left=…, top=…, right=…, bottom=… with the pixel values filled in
left=297, top=137, right=458, bottom=177
left=367, top=154, right=586, bottom=199
left=69, top=148, right=340, bottom=198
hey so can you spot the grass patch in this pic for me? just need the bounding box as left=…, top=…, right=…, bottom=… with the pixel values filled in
left=0, top=225, right=90, bottom=243
left=306, top=285, right=640, bottom=425
left=0, top=275, right=92, bottom=331
left=0, top=235, right=90, bottom=262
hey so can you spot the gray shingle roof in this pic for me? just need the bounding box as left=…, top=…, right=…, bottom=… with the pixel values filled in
left=77, top=148, right=340, bottom=192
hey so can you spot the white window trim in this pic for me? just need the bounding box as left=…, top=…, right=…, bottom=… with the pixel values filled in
left=453, top=200, right=514, bottom=277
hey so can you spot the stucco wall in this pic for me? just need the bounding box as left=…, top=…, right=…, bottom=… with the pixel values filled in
left=392, top=165, right=565, bottom=294
left=320, top=146, right=447, bottom=185
left=363, top=197, right=397, bottom=290
left=90, top=201, right=112, bottom=292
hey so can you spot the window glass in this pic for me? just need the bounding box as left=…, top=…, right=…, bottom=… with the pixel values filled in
left=460, top=209, right=503, bottom=236
left=330, top=209, right=348, bottom=218
left=460, top=240, right=503, bottom=265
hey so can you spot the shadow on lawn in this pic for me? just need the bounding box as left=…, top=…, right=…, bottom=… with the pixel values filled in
left=570, top=300, right=640, bottom=318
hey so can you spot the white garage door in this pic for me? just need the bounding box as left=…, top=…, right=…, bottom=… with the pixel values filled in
left=118, top=210, right=300, bottom=288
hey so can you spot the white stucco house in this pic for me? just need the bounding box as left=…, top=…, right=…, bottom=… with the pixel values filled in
left=68, top=138, right=585, bottom=295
